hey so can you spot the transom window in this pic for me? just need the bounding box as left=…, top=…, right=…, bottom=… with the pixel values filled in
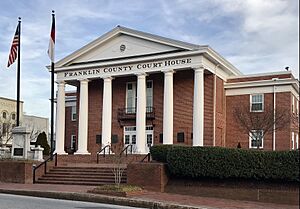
left=249, top=130, right=264, bottom=149
left=250, top=94, right=264, bottom=112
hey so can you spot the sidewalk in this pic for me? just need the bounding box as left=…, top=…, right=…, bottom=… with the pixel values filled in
left=0, top=183, right=297, bottom=209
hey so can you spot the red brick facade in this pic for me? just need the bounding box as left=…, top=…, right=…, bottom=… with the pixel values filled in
left=63, top=71, right=299, bottom=154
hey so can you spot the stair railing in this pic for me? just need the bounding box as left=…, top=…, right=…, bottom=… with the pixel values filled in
left=141, top=153, right=151, bottom=162
left=119, top=144, right=133, bottom=157
left=33, top=153, right=57, bottom=184
left=97, top=145, right=111, bottom=164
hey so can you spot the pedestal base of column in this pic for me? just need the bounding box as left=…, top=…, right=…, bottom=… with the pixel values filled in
left=74, top=151, right=91, bottom=155
left=54, top=150, right=68, bottom=155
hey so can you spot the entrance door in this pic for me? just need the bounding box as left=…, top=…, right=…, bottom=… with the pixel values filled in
left=124, top=126, right=153, bottom=153
left=124, top=126, right=137, bottom=152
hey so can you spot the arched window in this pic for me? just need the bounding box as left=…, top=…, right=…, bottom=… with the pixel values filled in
left=11, top=113, right=16, bottom=120
left=2, top=112, right=7, bottom=119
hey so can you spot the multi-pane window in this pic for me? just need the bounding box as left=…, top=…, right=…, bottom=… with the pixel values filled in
left=71, top=106, right=77, bottom=121
left=126, top=82, right=136, bottom=113
left=11, top=113, right=16, bottom=120
left=296, top=134, right=299, bottom=149
left=71, top=135, right=76, bottom=149
left=292, top=132, right=295, bottom=150
left=250, top=94, right=264, bottom=112
left=292, top=96, right=295, bottom=114
left=249, top=130, right=263, bottom=148
left=146, top=81, right=153, bottom=111
left=126, top=81, right=153, bottom=113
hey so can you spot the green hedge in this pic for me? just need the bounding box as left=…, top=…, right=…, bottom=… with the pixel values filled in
left=150, top=145, right=299, bottom=182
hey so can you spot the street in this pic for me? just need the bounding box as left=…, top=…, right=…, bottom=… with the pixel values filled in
left=0, top=193, right=147, bottom=209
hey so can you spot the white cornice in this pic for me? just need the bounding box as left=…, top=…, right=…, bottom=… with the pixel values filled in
left=228, top=70, right=293, bottom=79
left=225, top=78, right=299, bottom=93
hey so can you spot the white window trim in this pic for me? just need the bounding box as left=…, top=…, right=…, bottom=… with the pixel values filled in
left=296, top=134, right=299, bottom=149
left=292, top=96, right=295, bottom=114
left=296, top=98, right=299, bottom=115
left=249, top=130, right=264, bottom=149
left=291, top=132, right=295, bottom=150
left=125, top=82, right=137, bottom=113
left=71, top=106, right=76, bottom=121
left=146, top=80, right=153, bottom=109
left=250, top=94, right=264, bottom=112
left=71, top=135, right=76, bottom=149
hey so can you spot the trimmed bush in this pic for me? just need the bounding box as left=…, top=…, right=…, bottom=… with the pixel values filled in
left=35, top=132, right=50, bottom=155
left=150, top=145, right=299, bottom=182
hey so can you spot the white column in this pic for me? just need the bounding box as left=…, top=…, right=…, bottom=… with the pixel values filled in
left=55, top=81, right=67, bottom=154
left=101, top=77, right=112, bottom=147
left=136, top=73, right=147, bottom=154
left=75, top=79, right=90, bottom=154
left=163, top=70, right=174, bottom=144
left=193, top=67, right=204, bottom=146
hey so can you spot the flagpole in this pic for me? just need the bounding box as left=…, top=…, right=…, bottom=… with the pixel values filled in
left=16, top=17, right=21, bottom=127
left=50, top=11, right=55, bottom=156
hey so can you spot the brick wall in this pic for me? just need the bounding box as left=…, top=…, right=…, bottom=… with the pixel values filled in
left=225, top=92, right=298, bottom=150
left=227, top=73, right=292, bottom=83
left=215, top=76, right=226, bottom=147
left=127, top=162, right=168, bottom=192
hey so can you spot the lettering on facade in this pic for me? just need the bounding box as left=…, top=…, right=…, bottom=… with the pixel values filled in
left=63, top=58, right=192, bottom=78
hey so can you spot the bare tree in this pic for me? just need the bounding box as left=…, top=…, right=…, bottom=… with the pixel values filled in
left=233, top=104, right=290, bottom=149
left=0, top=121, right=14, bottom=147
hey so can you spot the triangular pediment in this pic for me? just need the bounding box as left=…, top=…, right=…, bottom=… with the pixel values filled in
left=55, top=26, right=201, bottom=67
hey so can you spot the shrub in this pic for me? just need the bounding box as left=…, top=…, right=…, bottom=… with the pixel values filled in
left=150, top=145, right=299, bottom=182
left=150, top=144, right=173, bottom=162
left=35, top=132, right=50, bottom=156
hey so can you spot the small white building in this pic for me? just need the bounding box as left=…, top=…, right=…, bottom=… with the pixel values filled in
left=23, top=115, right=49, bottom=144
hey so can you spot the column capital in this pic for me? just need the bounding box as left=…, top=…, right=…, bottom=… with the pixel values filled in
left=192, top=65, right=205, bottom=72
left=101, top=75, right=114, bottom=80
left=135, top=72, right=147, bottom=77
left=56, top=80, right=65, bottom=85
left=78, top=78, right=90, bottom=83
left=161, top=69, right=174, bottom=74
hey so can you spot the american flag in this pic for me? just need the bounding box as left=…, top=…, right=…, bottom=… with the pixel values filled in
left=7, top=24, right=20, bottom=68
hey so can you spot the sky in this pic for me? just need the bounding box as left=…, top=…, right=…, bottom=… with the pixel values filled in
left=0, top=0, right=299, bottom=119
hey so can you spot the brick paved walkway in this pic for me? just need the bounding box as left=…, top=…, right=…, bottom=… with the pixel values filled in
left=0, top=183, right=297, bottom=209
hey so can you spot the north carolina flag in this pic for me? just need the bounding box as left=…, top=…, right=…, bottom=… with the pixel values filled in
left=47, top=11, right=55, bottom=62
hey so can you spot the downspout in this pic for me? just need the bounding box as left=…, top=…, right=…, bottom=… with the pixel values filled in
left=213, top=64, right=220, bottom=147
left=272, top=78, right=277, bottom=151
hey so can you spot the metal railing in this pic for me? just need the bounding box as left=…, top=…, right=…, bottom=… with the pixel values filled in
left=33, top=153, right=57, bottom=183
left=119, top=144, right=133, bottom=157
left=117, top=106, right=155, bottom=121
left=97, top=145, right=111, bottom=164
left=141, top=153, right=151, bottom=162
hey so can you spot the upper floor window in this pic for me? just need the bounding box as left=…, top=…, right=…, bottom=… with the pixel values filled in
left=126, top=80, right=153, bottom=113
left=249, top=130, right=263, bottom=149
left=11, top=113, right=16, bottom=120
left=292, top=96, right=295, bottom=114
left=250, top=94, right=264, bottom=112
left=71, top=106, right=76, bottom=121
left=2, top=111, right=7, bottom=119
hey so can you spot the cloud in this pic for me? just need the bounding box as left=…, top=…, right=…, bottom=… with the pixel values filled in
left=0, top=0, right=298, bottom=121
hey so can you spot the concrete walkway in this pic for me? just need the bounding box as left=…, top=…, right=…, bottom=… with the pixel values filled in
left=0, top=183, right=297, bottom=209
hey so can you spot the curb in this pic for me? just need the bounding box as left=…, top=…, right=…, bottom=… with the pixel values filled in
left=0, top=189, right=215, bottom=209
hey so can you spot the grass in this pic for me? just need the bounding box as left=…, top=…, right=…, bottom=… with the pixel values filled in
left=94, top=184, right=142, bottom=192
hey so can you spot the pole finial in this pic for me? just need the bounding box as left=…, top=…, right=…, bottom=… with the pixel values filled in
left=52, top=10, right=55, bottom=14
left=18, top=17, right=21, bottom=21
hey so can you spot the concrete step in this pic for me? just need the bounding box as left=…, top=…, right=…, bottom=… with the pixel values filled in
left=39, top=176, right=126, bottom=183
left=35, top=179, right=125, bottom=186
left=44, top=173, right=127, bottom=178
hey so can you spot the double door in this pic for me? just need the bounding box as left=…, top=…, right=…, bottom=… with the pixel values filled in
left=124, top=126, right=153, bottom=153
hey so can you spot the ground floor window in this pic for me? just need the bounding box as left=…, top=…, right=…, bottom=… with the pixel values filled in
left=249, top=130, right=263, bottom=149
left=124, top=125, right=153, bottom=152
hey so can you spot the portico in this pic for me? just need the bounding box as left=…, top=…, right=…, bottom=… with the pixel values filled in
left=53, top=26, right=241, bottom=155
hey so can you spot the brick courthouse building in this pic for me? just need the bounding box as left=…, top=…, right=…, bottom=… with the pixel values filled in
left=52, top=26, right=299, bottom=156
